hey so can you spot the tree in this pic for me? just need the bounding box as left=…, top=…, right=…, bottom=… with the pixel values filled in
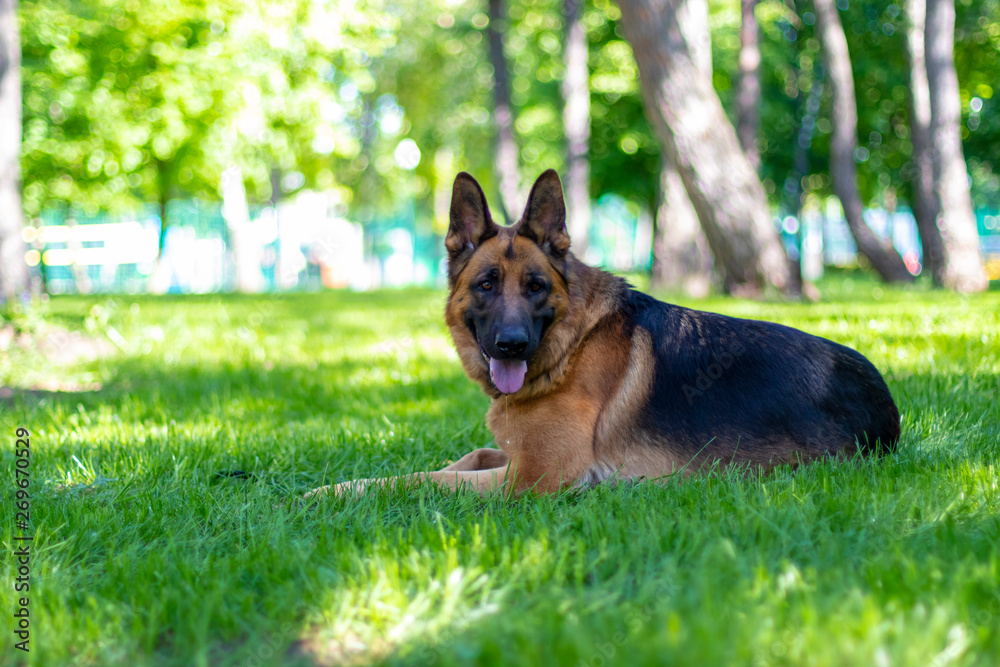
left=562, top=0, right=590, bottom=253
left=713, top=1, right=1000, bottom=252
left=812, top=0, right=913, bottom=283
left=736, top=0, right=761, bottom=171
left=488, top=0, right=521, bottom=224
left=586, top=2, right=659, bottom=214
left=924, top=0, right=988, bottom=292
left=21, top=0, right=238, bottom=221
left=651, top=0, right=712, bottom=296
left=386, top=2, right=502, bottom=236
left=905, top=0, right=944, bottom=280
left=953, top=0, right=1000, bottom=194
left=783, top=56, right=824, bottom=295
left=0, top=0, right=28, bottom=304
left=616, top=0, right=790, bottom=294
left=20, top=0, right=389, bottom=212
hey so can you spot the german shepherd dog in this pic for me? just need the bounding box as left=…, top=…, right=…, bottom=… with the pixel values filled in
left=309, top=170, right=899, bottom=497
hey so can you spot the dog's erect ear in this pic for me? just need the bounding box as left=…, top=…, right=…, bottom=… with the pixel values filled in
left=516, top=170, right=571, bottom=260
left=446, top=173, right=499, bottom=271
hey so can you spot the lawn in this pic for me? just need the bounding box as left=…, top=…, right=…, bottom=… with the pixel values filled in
left=1, top=276, right=999, bottom=666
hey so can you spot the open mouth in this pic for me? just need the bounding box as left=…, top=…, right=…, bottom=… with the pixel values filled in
left=478, top=343, right=528, bottom=394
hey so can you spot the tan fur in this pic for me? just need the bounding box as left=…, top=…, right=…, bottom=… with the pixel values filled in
left=308, top=228, right=683, bottom=499
left=307, top=172, right=689, bottom=499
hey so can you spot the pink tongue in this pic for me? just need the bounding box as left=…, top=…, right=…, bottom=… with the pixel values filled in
left=489, top=358, right=528, bottom=394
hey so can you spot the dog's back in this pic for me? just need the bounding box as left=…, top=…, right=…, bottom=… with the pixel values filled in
left=625, top=288, right=900, bottom=468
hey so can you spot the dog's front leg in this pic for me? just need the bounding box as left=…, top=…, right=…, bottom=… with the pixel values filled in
left=304, top=474, right=419, bottom=499
left=304, top=458, right=511, bottom=499
left=438, top=447, right=509, bottom=472
left=303, top=478, right=378, bottom=499
left=418, top=465, right=510, bottom=495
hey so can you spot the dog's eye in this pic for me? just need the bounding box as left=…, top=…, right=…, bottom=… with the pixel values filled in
left=479, top=280, right=492, bottom=291
left=528, top=282, right=542, bottom=293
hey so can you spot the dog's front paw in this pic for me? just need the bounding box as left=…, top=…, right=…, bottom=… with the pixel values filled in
left=304, top=478, right=373, bottom=500
left=302, top=484, right=331, bottom=500
left=332, top=478, right=374, bottom=497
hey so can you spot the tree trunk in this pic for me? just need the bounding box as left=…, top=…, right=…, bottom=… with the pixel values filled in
left=0, top=0, right=29, bottom=305
left=488, top=0, right=520, bottom=225
left=782, top=59, right=824, bottom=295
left=617, top=0, right=790, bottom=295
left=813, top=0, right=913, bottom=283
left=653, top=159, right=712, bottom=296
left=157, top=189, right=169, bottom=259
left=65, top=212, right=91, bottom=294
left=905, top=0, right=944, bottom=281
left=148, top=164, right=171, bottom=294
left=222, top=166, right=264, bottom=293
left=925, top=0, right=988, bottom=292
left=736, top=0, right=761, bottom=171
left=650, top=0, right=713, bottom=296
left=270, top=166, right=289, bottom=289
left=562, top=0, right=591, bottom=254
left=153, top=157, right=172, bottom=259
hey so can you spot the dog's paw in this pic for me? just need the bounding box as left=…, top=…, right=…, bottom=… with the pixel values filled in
left=302, top=485, right=331, bottom=500
left=303, top=479, right=374, bottom=500
left=333, top=479, right=373, bottom=496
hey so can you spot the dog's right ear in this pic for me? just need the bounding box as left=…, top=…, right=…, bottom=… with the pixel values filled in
left=445, top=172, right=499, bottom=280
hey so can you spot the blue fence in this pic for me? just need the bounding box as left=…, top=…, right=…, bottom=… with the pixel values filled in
left=19, top=197, right=1000, bottom=294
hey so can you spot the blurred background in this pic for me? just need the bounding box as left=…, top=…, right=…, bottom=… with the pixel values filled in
left=0, top=0, right=997, bottom=299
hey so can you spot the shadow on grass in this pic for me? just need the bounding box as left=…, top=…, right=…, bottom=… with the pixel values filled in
left=7, top=351, right=997, bottom=478
left=6, top=352, right=480, bottom=424
left=276, top=472, right=1000, bottom=667
left=2, top=347, right=496, bottom=500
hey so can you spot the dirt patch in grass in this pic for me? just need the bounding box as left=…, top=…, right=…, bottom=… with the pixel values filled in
left=0, top=323, right=112, bottom=398
left=1, top=323, right=114, bottom=364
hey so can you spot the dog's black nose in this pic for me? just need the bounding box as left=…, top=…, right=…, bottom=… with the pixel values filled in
left=495, top=330, right=529, bottom=357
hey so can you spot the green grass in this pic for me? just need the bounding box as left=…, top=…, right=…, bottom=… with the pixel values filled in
left=1, top=276, right=999, bottom=666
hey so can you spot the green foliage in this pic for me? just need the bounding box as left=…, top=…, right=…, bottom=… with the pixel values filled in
left=956, top=0, right=1000, bottom=209
left=22, top=0, right=240, bottom=214
left=19, top=0, right=392, bottom=218
left=1, top=283, right=999, bottom=664
left=17, top=0, right=1000, bottom=222
left=358, top=2, right=497, bottom=223
left=588, top=0, right=660, bottom=209
left=712, top=0, right=1000, bottom=211
left=507, top=0, right=566, bottom=175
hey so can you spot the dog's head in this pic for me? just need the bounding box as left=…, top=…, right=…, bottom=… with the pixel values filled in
left=444, top=170, right=573, bottom=395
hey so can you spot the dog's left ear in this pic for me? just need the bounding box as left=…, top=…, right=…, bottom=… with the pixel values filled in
left=446, top=172, right=500, bottom=283
left=516, top=170, right=571, bottom=260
